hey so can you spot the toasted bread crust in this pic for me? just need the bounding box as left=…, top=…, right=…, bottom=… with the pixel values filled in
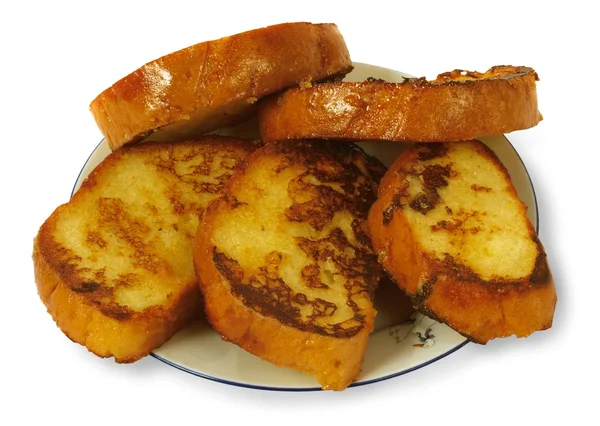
left=194, top=140, right=385, bottom=390
left=367, top=141, right=556, bottom=343
left=90, top=22, right=352, bottom=151
left=33, top=136, right=256, bottom=362
left=33, top=235, right=201, bottom=362
left=258, top=65, right=542, bottom=144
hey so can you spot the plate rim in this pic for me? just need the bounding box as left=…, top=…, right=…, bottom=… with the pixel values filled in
left=150, top=339, right=470, bottom=392
left=73, top=64, right=540, bottom=392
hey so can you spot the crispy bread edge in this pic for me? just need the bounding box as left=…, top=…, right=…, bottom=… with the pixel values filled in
left=258, top=65, right=542, bottom=144
left=367, top=141, right=557, bottom=344
left=33, top=234, right=201, bottom=362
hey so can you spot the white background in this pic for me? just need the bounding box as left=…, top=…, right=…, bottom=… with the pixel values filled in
left=2, top=1, right=597, bottom=424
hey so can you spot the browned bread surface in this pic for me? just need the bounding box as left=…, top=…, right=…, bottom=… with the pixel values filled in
left=33, top=136, right=256, bottom=362
left=367, top=140, right=556, bottom=343
left=194, top=140, right=386, bottom=390
left=258, top=65, right=542, bottom=144
left=90, top=22, right=352, bottom=151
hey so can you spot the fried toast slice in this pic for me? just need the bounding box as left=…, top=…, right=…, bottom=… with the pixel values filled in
left=90, top=22, right=352, bottom=151
left=258, top=65, right=542, bottom=144
left=33, top=136, right=256, bottom=362
left=194, top=140, right=386, bottom=390
left=367, top=140, right=556, bottom=343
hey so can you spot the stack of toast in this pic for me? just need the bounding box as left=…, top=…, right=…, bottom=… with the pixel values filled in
left=33, top=22, right=557, bottom=391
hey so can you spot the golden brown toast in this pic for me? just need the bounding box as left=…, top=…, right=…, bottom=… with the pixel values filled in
left=194, top=140, right=386, bottom=390
left=258, top=65, right=542, bottom=144
left=367, top=140, right=556, bottom=343
left=33, top=136, right=256, bottom=362
left=90, top=22, right=352, bottom=151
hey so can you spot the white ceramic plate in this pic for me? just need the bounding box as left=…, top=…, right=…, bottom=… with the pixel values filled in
left=73, top=63, right=538, bottom=391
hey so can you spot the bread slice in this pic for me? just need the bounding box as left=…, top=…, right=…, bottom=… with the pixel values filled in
left=194, top=140, right=386, bottom=390
left=258, top=65, right=542, bottom=144
left=90, top=22, right=352, bottom=151
left=367, top=140, right=556, bottom=344
left=33, top=136, right=256, bottom=362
